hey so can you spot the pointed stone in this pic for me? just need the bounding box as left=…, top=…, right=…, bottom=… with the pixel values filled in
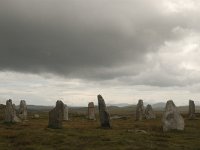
left=88, top=102, right=96, bottom=120
left=18, top=100, right=28, bottom=120
left=162, top=100, right=184, bottom=132
left=5, top=99, right=21, bottom=123
left=189, top=100, right=195, bottom=119
left=97, top=95, right=111, bottom=128
left=145, top=104, right=156, bottom=119
left=48, top=100, right=64, bottom=129
left=135, top=99, right=144, bottom=121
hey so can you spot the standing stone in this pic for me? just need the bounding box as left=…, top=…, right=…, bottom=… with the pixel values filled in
left=48, top=100, right=64, bottom=129
left=135, top=99, right=145, bottom=121
left=145, top=104, right=156, bottom=119
left=63, top=104, right=69, bottom=121
left=162, top=100, right=184, bottom=132
left=5, top=99, right=21, bottom=123
left=88, top=102, right=96, bottom=120
left=189, top=100, right=195, bottom=119
left=98, top=95, right=111, bottom=128
left=18, top=100, right=28, bottom=120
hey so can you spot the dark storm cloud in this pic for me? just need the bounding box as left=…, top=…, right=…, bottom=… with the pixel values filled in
left=0, top=0, right=199, bottom=84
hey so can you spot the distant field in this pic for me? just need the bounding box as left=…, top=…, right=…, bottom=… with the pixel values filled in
left=0, top=106, right=200, bottom=150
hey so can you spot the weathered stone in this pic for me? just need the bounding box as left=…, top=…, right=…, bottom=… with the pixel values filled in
left=97, top=95, right=111, bottom=128
left=18, top=100, right=28, bottom=120
left=33, top=114, right=40, bottom=119
left=135, top=99, right=144, bottom=121
left=145, top=104, right=156, bottom=119
left=88, top=102, right=95, bottom=120
left=63, top=104, right=69, bottom=121
left=5, top=99, right=21, bottom=123
left=48, top=100, right=64, bottom=129
left=189, top=100, right=195, bottom=119
left=162, top=100, right=184, bottom=132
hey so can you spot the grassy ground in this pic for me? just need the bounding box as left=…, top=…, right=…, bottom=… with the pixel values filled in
left=0, top=110, right=200, bottom=150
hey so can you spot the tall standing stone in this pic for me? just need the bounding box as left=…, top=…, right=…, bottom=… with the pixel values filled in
left=145, top=104, right=156, bottom=119
left=189, top=100, right=195, bottom=119
left=162, top=100, right=184, bottom=132
left=48, top=100, right=64, bottom=129
left=88, top=102, right=96, bottom=120
left=19, top=100, right=28, bottom=120
left=63, top=104, right=69, bottom=121
left=135, top=99, right=144, bottom=121
left=98, top=95, right=111, bottom=128
left=5, top=99, right=21, bottom=123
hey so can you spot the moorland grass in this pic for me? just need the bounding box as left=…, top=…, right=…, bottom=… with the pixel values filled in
left=0, top=110, right=200, bottom=150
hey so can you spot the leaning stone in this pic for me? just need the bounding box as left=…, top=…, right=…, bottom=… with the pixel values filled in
left=5, top=99, right=21, bottom=123
left=88, top=102, right=96, bottom=120
left=145, top=104, right=156, bottom=119
left=48, top=100, right=64, bottom=129
left=188, top=100, right=196, bottom=119
left=18, top=100, right=28, bottom=120
left=162, top=100, right=184, bottom=132
left=97, top=95, right=111, bottom=128
left=63, top=104, right=69, bottom=121
left=135, top=99, right=145, bottom=121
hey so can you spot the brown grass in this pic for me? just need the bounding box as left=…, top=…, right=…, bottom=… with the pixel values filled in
left=0, top=109, right=200, bottom=150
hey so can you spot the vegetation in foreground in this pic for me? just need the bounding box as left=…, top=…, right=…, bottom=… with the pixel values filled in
left=0, top=107, right=200, bottom=150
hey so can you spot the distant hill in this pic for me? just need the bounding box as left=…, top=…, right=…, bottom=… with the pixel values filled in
left=152, top=102, right=165, bottom=109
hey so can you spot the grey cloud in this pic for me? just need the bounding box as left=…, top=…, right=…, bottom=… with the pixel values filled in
left=0, top=0, right=199, bottom=86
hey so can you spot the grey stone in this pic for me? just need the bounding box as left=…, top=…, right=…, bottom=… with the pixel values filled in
left=18, top=100, right=28, bottom=120
left=88, top=102, right=95, bottom=120
left=189, top=100, right=195, bottom=119
left=33, top=114, right=40, bottom=119
left=48, top=100, right=64, bottom=129
left=63, top=104, right=69, bottom=121
left=98, top=95, right=111, bottom=128
left=135, top=99, right=144, bottom=121
left=145, top=104, right=156, bottom=119
left=162, top=100, right=184, bottom=132
left=5, top=99, right=21, bottom=123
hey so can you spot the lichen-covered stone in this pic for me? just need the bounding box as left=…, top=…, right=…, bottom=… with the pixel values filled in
left=48, top=100, right=64, bottom=129
left=19, top=100, right=28, bottom=120
left=189, top=100, right=195, bottom=119
left=5, top=99, right=21, bottom=123
left=98, top=95, right=111, bottom=128
left=135, top=99, right=144, bottom=121
left=145, top=104, right=156, bottom=119
left=162, top=100, right=184, bottom=132
left=88, top=102, right=95, bottom=120
left=63, top=104, right=69, bottom=121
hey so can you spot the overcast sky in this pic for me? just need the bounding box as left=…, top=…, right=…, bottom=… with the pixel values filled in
left=0, top=0, right=200, bottom=106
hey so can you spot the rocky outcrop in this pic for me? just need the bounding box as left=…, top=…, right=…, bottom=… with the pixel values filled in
left=48, top=100, right=64, bottom=128
left=135, top=99, right=144, bottom=121
left=88, top=102, right=95, bottom=120
left=162, top=100, right=184, bottom=132
left=145, top=104, right=156, bottom=119
left=98, top=95, right=111, bottom=128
